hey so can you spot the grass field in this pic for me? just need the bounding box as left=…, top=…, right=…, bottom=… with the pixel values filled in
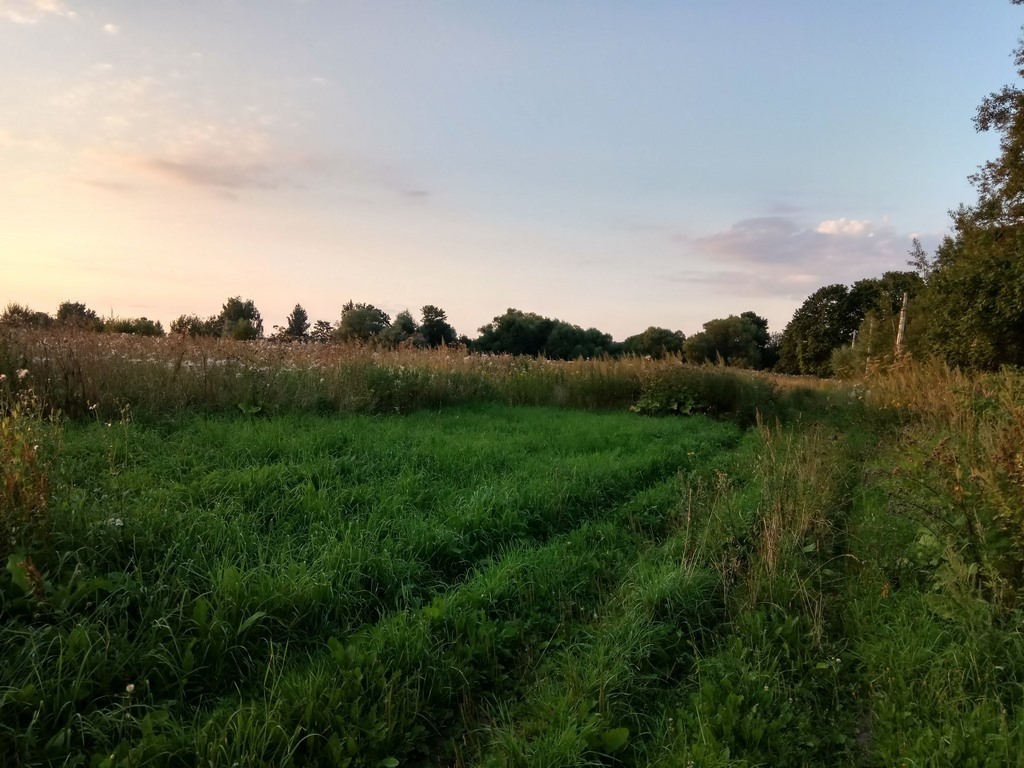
left=3, top=333, right=1024, bottom=766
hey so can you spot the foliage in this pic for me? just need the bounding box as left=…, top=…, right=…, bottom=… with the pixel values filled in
left=102, top=316, right=165, bottom=336
left=277, top=303, right=309, bottom=340
left=169, top=314, right=219, bottom=337
left=0, top=303, right=53, bottom=329
left=309, top=319, right=334, bottom=344
left=334, top=301, right=391, bottom=343
left=217, top=296, right=264, bottom=340
left=418, top=305, right=456, bottom=348
left=911, top=6, right=1024, bottom=370
left=0, top=374, right=57, bottom=563
left=475, top=308, right=555, bottom=356
left=621, top=326, right=685, bottom=358
left=380, top=309, right=419, bottom=347
left=55, top=301, right=102, bottom=331
left=475, top=308, right=616, bottom=359
left=777, top=284, right=863, bottom=376
left=916, top=218, right=1024, bottom=369
left=544, top=321, right=615, bottom=360
left=684, top=312, right=770, bottom=368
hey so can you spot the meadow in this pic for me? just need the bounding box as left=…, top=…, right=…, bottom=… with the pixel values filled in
left=2, top=329, right=1024, bottom=766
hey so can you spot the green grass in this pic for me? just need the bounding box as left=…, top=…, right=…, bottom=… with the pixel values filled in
left=1, top=405, right=743, bottom=765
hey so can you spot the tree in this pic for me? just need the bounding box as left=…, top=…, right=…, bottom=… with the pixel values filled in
left=335, top=301, right=391, bottom=343
left=475, top=309, right=554, bottom=356
left=56, top=301, right=102, bottom=331
left=684, top=314, right=765, bottom=368
left=912, top=4, right=1024, bottom=369
left=309, top=320, right=334, bottom=344
left=419, top=305, right=456, bottom=348
left=170, top=314, right=219, bottom=337
left=918, top=223, right=1024, bottom=368
left=217, top=296, right=263, bottom=340
left=621, top=327, right=685, bottom=358
left=544, top=321, right=614, bottom=360
left=278, top=304, right=310, bottom=340
left=0, top=303, right=53, bottom=328
left=380, top=310, right=419, bottom=347
left=776, top=285, right=861, bottom=376
left=103, top=317, right=165, bottom=336
left=906, top=238, right=936, bottom=281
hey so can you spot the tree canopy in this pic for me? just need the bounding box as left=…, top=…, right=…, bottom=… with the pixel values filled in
left=335, top=301, right=391, bottom=343
left=56, top=301, right=102, bottom=331
left=419, top=305, right=457, bottom=348
left=684, top=312, right=771, bottom=369
left=621, top=327, right=685, bottom=359
left=218, top=297, right=263, bottom=340
left=910, top=12, right=1024, bottom=370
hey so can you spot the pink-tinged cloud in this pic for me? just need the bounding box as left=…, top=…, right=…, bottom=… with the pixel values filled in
left=672, top=215, right=918, bottom=299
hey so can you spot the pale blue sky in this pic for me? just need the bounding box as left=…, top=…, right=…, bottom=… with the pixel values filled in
left=1, top=1, right=1020, bottom=338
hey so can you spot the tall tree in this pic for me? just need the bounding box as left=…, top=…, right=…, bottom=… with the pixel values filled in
left=335, top=301, right=391, bottom=343
left=419, top=305, right=456, bottom=348
left=475, top=309, right=554, bottom=356
left=56, top=301, right=102, bottom=331
left=684, top=314, right=765, bottom=368
left=380, top=310, right=419, bottom=347
left=621, top=327, right=685, bottom=358
left=915, top=3, right=1024, bottom=368
left=218, top=297, right=263, bottom=340
left=282, top=304, right=310, bottom=340
left=309, top=320, right=334, bottom=344
left=776, top=285, right=861, bottom=376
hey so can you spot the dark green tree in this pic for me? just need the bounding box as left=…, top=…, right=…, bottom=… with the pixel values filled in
left=379, top=310, right=419, bottom=347
left=218, top=297, right=263, bottom=340
left=621, top=327, right=685, bottom=358
left=776, top=285, right=861, bottom=376
left=419, top=305, right=456, bottom=348
left=684, top=314, right=765, bottom=368
left=475, top=309, right=555, bottom=356
left=281, top=304, right=310, bottom=340
left=544, top=322, right=614, bottom=360
left=913, top=5, right=1024, bottom=369
left=56, top=301, right=102, bottom=331
left=335, top=301, right=391, bottom=343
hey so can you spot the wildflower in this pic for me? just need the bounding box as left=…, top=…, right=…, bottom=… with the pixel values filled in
left=16, top=368, right=28, bottom=380
left=0, top=373, right=5, bottom=382
left=125, top=683, right=135, bottom=694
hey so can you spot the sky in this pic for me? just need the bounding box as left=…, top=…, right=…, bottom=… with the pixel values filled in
left=1, top=1, right=1021, bottom=340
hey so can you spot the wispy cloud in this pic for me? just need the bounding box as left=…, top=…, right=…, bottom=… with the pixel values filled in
left=103, top=22, right=118, bottom=36
left=0, top=0, right=75, bottom=24
left=137, top=157, right=283, bottom=191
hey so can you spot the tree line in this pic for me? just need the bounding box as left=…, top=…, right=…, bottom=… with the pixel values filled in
left=0, top=296, right=782, bottom=366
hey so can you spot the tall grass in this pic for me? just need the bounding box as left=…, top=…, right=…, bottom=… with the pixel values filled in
left=0, top=328, right=835, bottom=424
